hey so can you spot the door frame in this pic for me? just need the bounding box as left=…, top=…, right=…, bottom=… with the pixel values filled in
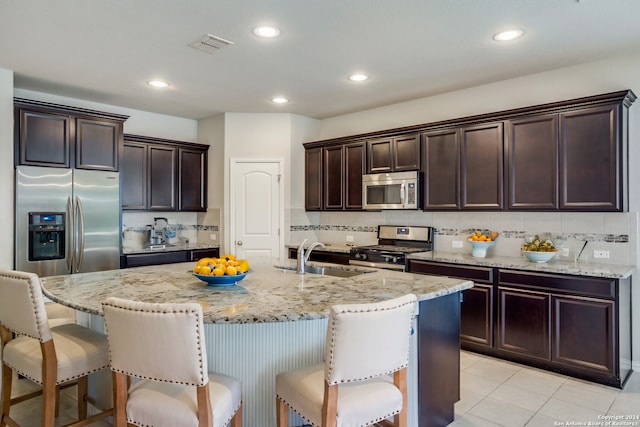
left=228, top=158, right=285, bottom=259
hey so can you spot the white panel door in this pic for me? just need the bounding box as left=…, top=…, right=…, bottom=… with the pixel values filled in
left=230, top=160, right=282, bottom=260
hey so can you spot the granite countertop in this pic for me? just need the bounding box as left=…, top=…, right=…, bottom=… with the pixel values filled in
left=122, top=243, right=220, bottom=255
left=408, top=251, right=635, bottom=279
left=40, top=259, right=472, bottom=324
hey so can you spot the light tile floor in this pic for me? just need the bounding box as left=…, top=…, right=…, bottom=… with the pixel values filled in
left=452, top=351, right=640, bottom=427
left=6, top=350, right=640, bottom=426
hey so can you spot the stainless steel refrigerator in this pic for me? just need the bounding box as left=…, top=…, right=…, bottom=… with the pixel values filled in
left=15, top=165, right=121, bottom=277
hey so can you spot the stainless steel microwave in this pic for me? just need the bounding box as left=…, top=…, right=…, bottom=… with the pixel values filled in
left=362, top=171, right=421, bottom=210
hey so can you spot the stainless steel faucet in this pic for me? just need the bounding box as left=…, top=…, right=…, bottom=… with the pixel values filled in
left=296, top=239, right=325, bottom=274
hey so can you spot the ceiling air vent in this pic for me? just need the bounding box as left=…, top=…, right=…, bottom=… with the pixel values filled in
left=189, top=33, right=234, bottom=54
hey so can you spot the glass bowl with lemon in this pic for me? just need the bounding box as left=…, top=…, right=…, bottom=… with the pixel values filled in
left=193, top=254, right=251, bottom=286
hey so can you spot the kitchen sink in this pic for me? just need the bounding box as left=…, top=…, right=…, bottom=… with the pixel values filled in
left=273, top=264, right=372, bottom=278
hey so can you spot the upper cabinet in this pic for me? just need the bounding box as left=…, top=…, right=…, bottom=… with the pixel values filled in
left=14, top=98, right=127, bottom=171
left=305, top=142, right=365, bottom=211
left=366, top=134, right=420, bottom=173
left=460, top=122, right=504, bottom=210
left=305, top=90, right=635, bottom=212
left=122, top=135, right=208, bottom=212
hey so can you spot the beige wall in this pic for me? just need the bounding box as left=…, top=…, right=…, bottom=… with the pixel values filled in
left=0, top=69, right=14, bottom=269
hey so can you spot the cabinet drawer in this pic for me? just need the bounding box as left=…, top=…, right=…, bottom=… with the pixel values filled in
left=408, top=260, right=493, bottom=284
left=123, top=251, right=189, bottom=268
left=498, top=269, right=615, bottom=299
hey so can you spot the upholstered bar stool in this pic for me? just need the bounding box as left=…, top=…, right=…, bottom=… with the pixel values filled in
left=44, top=303, right=76, bottom=328
left=275, top=293, right=417, bottom=427
left=0, top=269, right=112, bottom=427
left=101, top=297, right=242, bottom=427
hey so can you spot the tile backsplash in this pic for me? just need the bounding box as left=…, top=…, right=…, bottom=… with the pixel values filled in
left=288, top=209, right=638, bottom=266
left=122, top=209, right=221, bottom=247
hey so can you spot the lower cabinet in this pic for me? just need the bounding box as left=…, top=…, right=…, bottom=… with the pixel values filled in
left=121, top=248, right=220, bottom=268
left=408, top=260, right=631, bottom=387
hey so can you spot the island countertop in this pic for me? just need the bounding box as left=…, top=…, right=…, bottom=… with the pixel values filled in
left=40, top=260, right=473, bottom=324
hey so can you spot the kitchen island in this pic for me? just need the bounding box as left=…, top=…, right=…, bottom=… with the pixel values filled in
left=41, top=259, right=473, bottom=427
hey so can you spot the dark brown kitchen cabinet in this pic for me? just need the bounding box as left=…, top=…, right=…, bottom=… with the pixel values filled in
left=121, top=141, right=148, bottom=210
left=148, top=144, right=177, bottom=211
left=366, top=134, right=420, bottom=173
left=460, top=122, right=504, bottom=210
left=323, top=145, right=344, bottom=210
left=178, top=147, right=207, bottom=211
left=507, top=115, right=558, bottom=210
left=559, top=105, right=622, bottom=211
left=14, top=98, right=127, bottom=171
left=422, top=129, right=460, bottom=210
left=305, top=147, right=323, bottom=211
left=497, top=269, right=629, bottom=387
left=305, top=142, right=364, bottom=211
left=407, top=260, right=494, bottom=351
left=122, top=134, right=208, bottom=212
left=497, top=287, right=551, bottom=361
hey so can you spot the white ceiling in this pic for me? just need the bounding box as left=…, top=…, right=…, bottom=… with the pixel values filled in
left=2, top=0, right=640, bottom=120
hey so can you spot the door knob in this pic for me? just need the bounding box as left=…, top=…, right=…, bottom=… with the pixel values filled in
left=236, top=241, right=243, bottom=246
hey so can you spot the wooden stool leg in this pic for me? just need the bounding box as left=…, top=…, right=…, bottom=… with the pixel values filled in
left=276, top=397, right=288, bottom=427
left=41, top=340, right=57, bottom=427
left=1, top=362, right=13, bottom=425
left=77, top=376, right=88, bottom=420
left=230, top=404, right=242, bottom=427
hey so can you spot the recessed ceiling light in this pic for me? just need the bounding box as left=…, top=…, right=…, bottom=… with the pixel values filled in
left=348, top=74, right=369, bottom=82
left=271, top=96, right=289, bottom=104
left=147, top=80, right=169, bottom=88
left=253, top=26, right=281, bottom=38
left=492, top=29, right=524, bottom=42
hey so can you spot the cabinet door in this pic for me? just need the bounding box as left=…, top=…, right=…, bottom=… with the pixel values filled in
left=559, top=105, right=621, bottom=210
left=393, top=134, right=421, bottom=171
left=423, top=129, right=460, bottom=210
left=552, top=295, right=615, bottom=375
left=148, top=145, right=177, bottom=211
left=460, top=122, right=504, bottom=209
left=324, top=145, right=345, bottom=210
left=121, top=142, right=148, bottom=210
left=345, top=142, right=365, bottom=210
left=178, top=148, right=207, bottom=211
left=497, top=286, right=550, bottom=360
left=367, top=138, right=393, bottom=173
left=75, top=118, right=121, bottom=171
left=507, top=115, right=558, bottom=210
left=305, top=147, right=323, bottom=211
left=17, top=109, right=71, bottom=168
left=461, top=285, right=494, bottom=348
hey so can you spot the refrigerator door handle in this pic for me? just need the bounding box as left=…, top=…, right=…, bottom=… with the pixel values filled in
left=66, top=196, right=73, bottom=273
left=75, top=196, right=86, bottom=273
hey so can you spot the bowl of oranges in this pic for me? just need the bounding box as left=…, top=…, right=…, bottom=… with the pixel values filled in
left=192, top=254, right=251, bottom=286
left=468, top=230, right=499, bottom=258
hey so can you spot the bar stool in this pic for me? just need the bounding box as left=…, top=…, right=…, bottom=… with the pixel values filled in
left=102, top=297, right=242, bottom=427
left=0, top=269, right=112, bottom=427
left=45, top=303, right=76, bottom=328
left=275, top=294, right=417, bottom=427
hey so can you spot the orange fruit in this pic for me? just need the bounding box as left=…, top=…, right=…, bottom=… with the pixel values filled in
left=196, top=257, right=213, bottom=267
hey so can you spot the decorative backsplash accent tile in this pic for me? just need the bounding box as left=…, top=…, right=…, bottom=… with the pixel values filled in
left=291, top=224, right=628, bottom=243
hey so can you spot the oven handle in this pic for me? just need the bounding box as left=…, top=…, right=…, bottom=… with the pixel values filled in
left=349, top=259, right=405, bottom=271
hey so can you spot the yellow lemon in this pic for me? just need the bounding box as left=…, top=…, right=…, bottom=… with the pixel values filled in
left=193, top=265, right=202, bottom=274
left=212, top=268, right=225, bottom=276
left=199, top=266, right=212, bottom=275
left=223, top=253, right=236, bottom=261
left=196, top=257, right=213, bottom=267
left=237, top=259, right=250, bottom=273
left=225, top=266, right=238, bottom=276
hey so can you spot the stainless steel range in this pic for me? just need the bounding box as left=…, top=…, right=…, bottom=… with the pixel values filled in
left=349, top=225, right=434, bottom=271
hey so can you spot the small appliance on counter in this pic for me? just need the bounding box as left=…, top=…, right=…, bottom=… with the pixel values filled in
left=349, top=225, right=433, bottom=271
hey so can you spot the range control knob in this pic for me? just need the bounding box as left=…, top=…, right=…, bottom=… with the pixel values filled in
left=356, top=253, right=367, bottom=260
